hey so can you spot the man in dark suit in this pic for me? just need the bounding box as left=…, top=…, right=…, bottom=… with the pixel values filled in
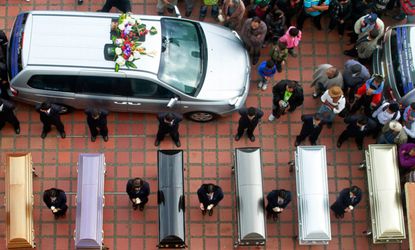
left=126, top=178, right=150, bottom=211
left=85, top=108, right=109, bottom=142
left=295, top=113, right=325, bottom=146
left=330, top=186, right=362, bottom=219
left=269, top=80, right=304, bottom=121
left=235, top=106, right=263, bottom=142
left=36, top=102, right=66, bottom=139
left=155, top=112, right=183, bottom=147
left=43, top=188, right=68, bottom=219
left=197, top=183, right=224, bottom=216
left=266, top=189, right=292, bottom=221
left=100, top=0, right=132, bottom=12
left=0, top=99, right=20, bottom=134
left=337, top=115, right=376, bottom=150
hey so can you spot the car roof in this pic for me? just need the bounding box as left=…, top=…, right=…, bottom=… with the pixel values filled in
left=23, top=11, right=162, bottom=74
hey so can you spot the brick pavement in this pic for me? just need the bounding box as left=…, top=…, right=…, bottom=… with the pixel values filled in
left=0, top=0, right=410, bottom=249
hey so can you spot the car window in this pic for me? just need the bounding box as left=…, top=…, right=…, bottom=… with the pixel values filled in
left=390, top=26, right=415, bottom=96
left=159, top=19, right=205, bottom=96
left=28, top=75, right=77, bottom=92
left=78, top=76, right=130, bottom=96
left=130, top=79, right=174, bottom=99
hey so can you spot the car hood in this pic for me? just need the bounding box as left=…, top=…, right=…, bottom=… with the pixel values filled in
left=196, top=23, right=250, bottom=100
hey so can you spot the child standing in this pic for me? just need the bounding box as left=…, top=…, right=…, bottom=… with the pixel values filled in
left=278, top=26, right=302, bottom=57
left=258, top=60, right=277, bottom=91
left=270, top=40, right=288, bottom=73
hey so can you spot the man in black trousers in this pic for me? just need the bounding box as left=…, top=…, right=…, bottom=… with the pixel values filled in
left=330, top=185, right=362, bottom=219
left=43, top=188, right=68, bottom=219
left=266, top=189, right=292, bottom=221
left=0, top=99, right=20, bottom=134
left=85, top=108, right=109, bottom=142
left=100, top=0, right=132, bottom=12
left=155, top=112, right=183, bottom=147
left=197, top=183, right=224, bottom=216
left=36, top=102, right=66, bottom=139
left=235, top=106, right=263, bottom=142
left=295, top=113, right=325, bottom=146
left=126, top=178, right=150, bottom=211
left=337, top=115, right=376, bottom=150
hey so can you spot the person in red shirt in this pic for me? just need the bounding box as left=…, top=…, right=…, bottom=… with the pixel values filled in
left=349, top=75, right=384, bottom=116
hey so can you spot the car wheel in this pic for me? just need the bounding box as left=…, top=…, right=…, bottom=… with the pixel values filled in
left=186, top=111, right=217, bottom=122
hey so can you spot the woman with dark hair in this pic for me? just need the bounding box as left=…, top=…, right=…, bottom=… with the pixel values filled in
left=197, top=183, right=224, bottom=216
left=222, top=0, right=246, bottom=31
left=126, top=178, right=150, bottom=211
left=266, top=189, right=292, bottom=221
left=43, top=188, right=68, bottom=219
left=330, top=186, right=362, bottom=218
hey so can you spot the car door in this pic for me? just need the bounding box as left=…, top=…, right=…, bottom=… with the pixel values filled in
left=127, top=78, right=180, bottom=113
left=75, top=72, right=130, bottom=112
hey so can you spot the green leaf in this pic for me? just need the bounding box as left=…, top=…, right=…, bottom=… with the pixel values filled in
left=150, top=26, right=157, bottom=35
left=115, top=64, right=119, bottom=72
left=126, top=61, right=137, bottom=69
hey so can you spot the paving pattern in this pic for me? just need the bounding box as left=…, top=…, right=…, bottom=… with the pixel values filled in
left=0, top=0, right=410, bottom=249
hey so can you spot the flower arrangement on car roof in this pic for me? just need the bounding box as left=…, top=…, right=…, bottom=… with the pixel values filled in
left=111, top=13, right=158, bottom=72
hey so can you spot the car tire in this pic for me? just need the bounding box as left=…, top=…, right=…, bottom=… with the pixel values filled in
left=185, top=111, right=217, bottom=122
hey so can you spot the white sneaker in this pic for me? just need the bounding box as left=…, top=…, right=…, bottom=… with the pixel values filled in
left=268, top=114, right=275, bottom=121
left=261, top=83, right=268, bottom=91
left=257, top=81, right=264, bottom=89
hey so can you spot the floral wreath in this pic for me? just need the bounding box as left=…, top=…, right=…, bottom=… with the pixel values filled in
left=111, top=13, right=157, bottom=72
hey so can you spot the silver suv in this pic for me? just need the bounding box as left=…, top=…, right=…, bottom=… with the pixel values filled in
left=7, top=11, right=250, bottom=122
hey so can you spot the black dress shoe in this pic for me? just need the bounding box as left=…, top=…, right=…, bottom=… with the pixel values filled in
left=201, top=209, right=206, bottom=216
left=154, top=140, right=160, bottom=147
left=249, top=135, right=255, bottom=142
left=103, top=136, right=109, bottom=142
left=252, top=57, right=259, bottom=65
left=133, top=205, right=138, bottom=210
left=185, top=10, right=192, bottom=17
left=234, top=134, right=241, bottom=141
left=175, top=140, right=181, bottom=147
left=139, top=204, right=145, bottom=211
left=294, top=140, right=300, bottom=147
left=208, top=209, right=213, bottom=216
left=41, top=132, right=47, bottom=139
left=337, top=141, right=342, bottom=148
left=91, top=136, right=97, bottom=142
left=15, top=127, right=20, bottom=134
left=77, top=0, right=83, bottom=5
left=60, top=132, right=66, bottom=139
left=272, top=213, right=278, bottom=221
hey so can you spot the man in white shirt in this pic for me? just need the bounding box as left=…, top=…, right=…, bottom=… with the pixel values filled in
left=372, top=101, right=400, bottom=136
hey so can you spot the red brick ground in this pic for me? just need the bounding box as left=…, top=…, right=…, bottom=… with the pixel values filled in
left=0, top=0, right=410, bottom=249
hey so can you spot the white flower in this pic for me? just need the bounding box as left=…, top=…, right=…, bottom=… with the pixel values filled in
left=128, top=55, right=134, bottom=61
left=128, top=18, right=136, bottom=25
left=118, top=23, right=125, bottom=30
left=116, top=57, right=126, bottom=66
left=115, top=47, right=122, bottom=55
left=133, top=51, right=141, bottom=59
left=115, top=39, right=124, bottom=46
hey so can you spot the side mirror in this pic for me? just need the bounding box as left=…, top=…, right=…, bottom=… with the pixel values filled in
left=167, top=97, right=179, bottom=108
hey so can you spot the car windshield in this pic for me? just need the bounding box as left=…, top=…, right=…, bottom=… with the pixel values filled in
left=159, top=19, right=204, bottom=96
left=390, top=26, right=415, bottom=96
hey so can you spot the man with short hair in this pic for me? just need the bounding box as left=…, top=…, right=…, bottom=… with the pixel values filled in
left=100, top=0, right=132, bottom=13
left=266, top=189, right=291, bottom=221
left=371, top=101, right=401, bottom=136
left=0, top=99, right=20, bottom=134
left=235, top=106, right=264, bottom=142
left=311, top=64, right=343, bottom=99
left=43, top=188, right=68, bottom=219
left=342, top=59, right=370, bottom=103
left=85, top=108, right=109, bottom=142
left=36, top=102, right=66, bottom=139
left=126, top=178, right=150, bottom=211
left=269, top=80, right=304, bottom=121
left=197, top=183, right=224, bottom=216
left=296, top=0, right=330, bottom=30
left=337, top=114, right=376, bottom=150
left=295, top=113, right=325, bottom=146
left=241, top=17, right=267, bottom=65
left=155, top=112, right=183, bottom=147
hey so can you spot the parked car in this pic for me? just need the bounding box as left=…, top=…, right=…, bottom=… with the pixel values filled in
left=372, top=24, right=415, bottom=106
left=7, top=11, right=250, bottom=122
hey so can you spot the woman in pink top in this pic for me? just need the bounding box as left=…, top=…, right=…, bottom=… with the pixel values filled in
left=279, top=26, right=302, bottom=57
